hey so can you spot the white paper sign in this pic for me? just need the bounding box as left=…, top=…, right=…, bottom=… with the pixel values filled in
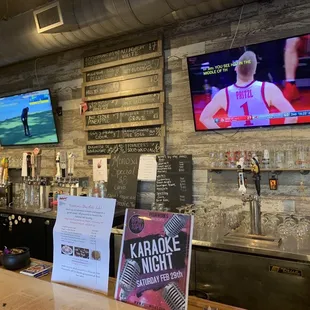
left=138, top=155, right=157, bottom=181
left=93, top=158, right=108, bottom=182
left=51, top=195, right=116, bottom=294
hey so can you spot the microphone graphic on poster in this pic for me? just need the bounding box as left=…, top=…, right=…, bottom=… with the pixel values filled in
left=164, top=214, right=187, bottom=238
left=119, top=259, right=141, bottom=301
left=162, top=282, right=186, bottom=310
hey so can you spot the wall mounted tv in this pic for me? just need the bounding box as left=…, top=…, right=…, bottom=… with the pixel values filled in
left=0, top=89, right=59, bottom=146
left=187, top=33, right=310, bottom=131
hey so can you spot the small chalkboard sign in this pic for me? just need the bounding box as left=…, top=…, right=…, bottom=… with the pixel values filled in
left=85, top=107, right=162, bottom=130
left=85, top=58, right=161, bottom=82
left=106, top=154, right=140, bottom=209
left=83, top=72, right=162, bottom=100
left=155, top=155, right=193, bottom=211
left=88, top=126, right=163, bottom=141
left=84, top=40, right=160, bottom=69
left=86, top=140, right=162, bottom=156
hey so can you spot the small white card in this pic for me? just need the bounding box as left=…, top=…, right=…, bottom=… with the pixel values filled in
left=138, top=155, right=157, bottom=181
left=93, top=158, right=108, bottom=182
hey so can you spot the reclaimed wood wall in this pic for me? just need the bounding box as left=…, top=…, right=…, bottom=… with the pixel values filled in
left=1, top=0, right=310, bottom=211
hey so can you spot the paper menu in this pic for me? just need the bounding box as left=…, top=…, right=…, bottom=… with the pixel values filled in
left=51, top=195, right=116, bottom=294
left=93, top=158, right=108, bottom=182
left=137, top=155, right=157, bottom=181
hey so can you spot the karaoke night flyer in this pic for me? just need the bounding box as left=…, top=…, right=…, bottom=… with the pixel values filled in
left=114, top=209, right=194, bottom=310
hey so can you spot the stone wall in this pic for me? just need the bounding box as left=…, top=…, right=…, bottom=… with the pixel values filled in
left=1, top=0, right=310, bottom=211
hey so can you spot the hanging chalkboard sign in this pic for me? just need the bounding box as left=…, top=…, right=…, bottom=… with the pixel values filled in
left=83, top=72, right=162, bottom=100
left=86, top=140, right=163, bottom=156
left=106, top=154, right=140, bottom=209
left=88, top=126, right=163, bottom=141
left=155, top=155, right=193, bottom=211
left=84, top=40, right=160, bottom=69
left=87, top=92, right=162, bottom=112
left=85, top=106, right=162, bottom=130
left=82, top=37, right=165, bottom=157
left=85, top=58, right=162, bottom=82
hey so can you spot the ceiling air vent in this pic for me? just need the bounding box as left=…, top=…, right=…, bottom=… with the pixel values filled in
left=33, top=1, right=78, bottom=34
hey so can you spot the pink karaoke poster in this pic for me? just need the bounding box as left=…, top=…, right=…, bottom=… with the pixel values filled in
left=115, top=209, right=194, bottom=310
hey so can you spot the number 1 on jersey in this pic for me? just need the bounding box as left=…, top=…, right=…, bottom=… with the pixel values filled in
left=240, top=102, right=253, bottom=126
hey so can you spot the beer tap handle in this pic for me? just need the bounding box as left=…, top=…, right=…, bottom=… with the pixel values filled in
left=251, top=156, right=261, bottom=196
left=236, top=157, right=246, bottom=195
left=56, top=152, right=61, bottom=179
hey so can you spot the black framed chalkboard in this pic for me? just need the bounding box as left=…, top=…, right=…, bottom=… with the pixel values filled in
left=106, top=154, right=140, bottom=209
left=85, top=107, right=160, bottom=128
left=83, top=73, right=162, bottom=100
left=86, top=141, right=162, bottom=156
left=85, top=58, right=161, bottom=82
left=84, top=40, right=159, bottom=68
left=88, top=126, right=163, bottom=141
left=155, top=155, right=193, bottom=211
left=87, top=93, right=162, bottom=112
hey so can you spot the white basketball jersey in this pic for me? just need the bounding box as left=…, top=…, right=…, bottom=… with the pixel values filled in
left=225, top=81, right=270, bottom=127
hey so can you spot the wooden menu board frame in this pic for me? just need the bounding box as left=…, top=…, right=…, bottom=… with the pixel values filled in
left=87, top=125, right=165, bottom=143
left=83, top=36, right=163, bottom=72
left=86, top=92, right=164, bottom=113
left=82, top=35, right=165, bottom=158
left=85, top=136, right=165, bottom=158
left=83, top=57, right=163, bottom=84
left=84, top=103, right=164, bottom=131
left=82, top=71, right=163, bottom=101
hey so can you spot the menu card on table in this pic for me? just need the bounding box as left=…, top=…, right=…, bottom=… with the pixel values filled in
left=115, top=209, right=194, bottom=310
left=51, top=195, right=116, bottom=294
left=155, top=155, right=193, bottom=211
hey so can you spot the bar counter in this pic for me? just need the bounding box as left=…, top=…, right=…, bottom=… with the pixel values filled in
left=2, top=207, right=310, bottom=262
left=0, top=260, right=245, bottom=310
left=111, top=228, right=310, bottom=262
left=0, top=268, right=139, bottom=310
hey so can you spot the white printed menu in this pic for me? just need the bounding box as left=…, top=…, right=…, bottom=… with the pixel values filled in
left=51, top=195, right=116, bottom=294
left=137, top=155, right=157, bottom=181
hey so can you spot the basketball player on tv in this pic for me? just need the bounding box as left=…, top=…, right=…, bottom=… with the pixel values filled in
left=21, top=107, right=31, bottom=137
left=200, top=51, right=297, bottom=129
left=283, top=35, right=310, bottom=102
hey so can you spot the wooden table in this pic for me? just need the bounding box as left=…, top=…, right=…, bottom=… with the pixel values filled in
left=0, top=260, right=245, bottom=310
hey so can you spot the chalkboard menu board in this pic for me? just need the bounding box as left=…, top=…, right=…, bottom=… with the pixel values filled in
left=84, top=40, right=159, bottom=68
left=155, top=155, right=193, bottom=211
left=85, top=58, right=161, bottom=82
left=84, top=73, right=162, bottom=100
left=83, top=37, right=165, bottom=157
left=88, top=126, right=162, bottom=141
left=87, top=93, right=161, bottom=112
left=85, top=107, right=161, bottom=130
left=106, top=154, right=140, bottom=208
left=86, top=141, right=162, bottom=155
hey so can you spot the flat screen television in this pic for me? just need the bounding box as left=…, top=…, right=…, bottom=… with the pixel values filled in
left=0, top=88, right=59, bottom=146
left=187, top=33, right=310, bottom=131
